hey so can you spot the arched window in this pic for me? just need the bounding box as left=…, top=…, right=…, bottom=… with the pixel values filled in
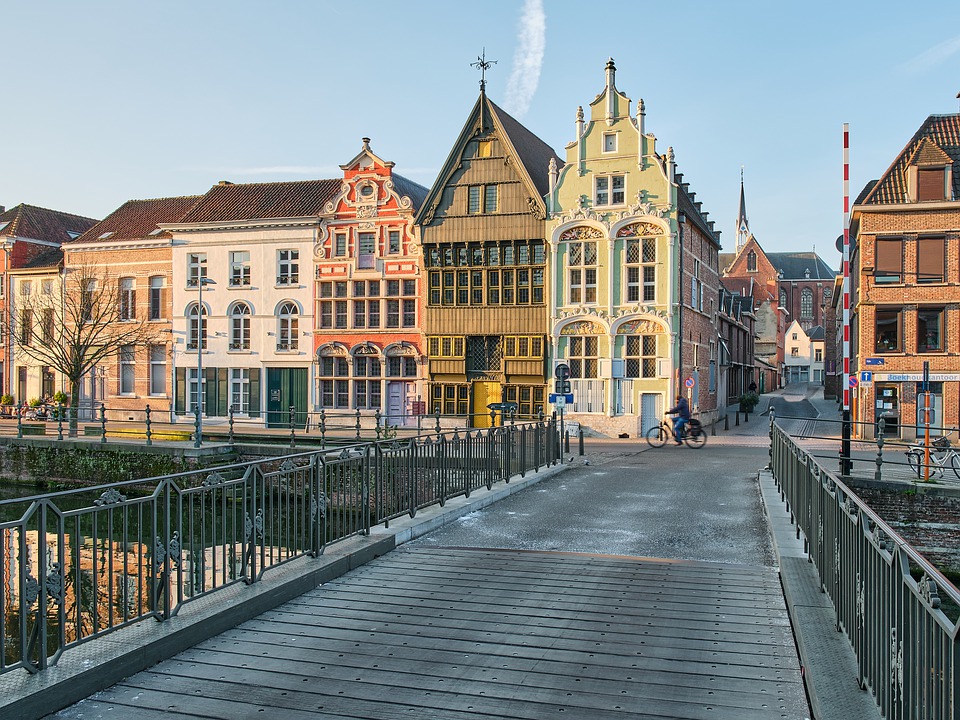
left=277, top=302, right=299, bottom=351
left=187, top=302, right=206, bottom=350
left=230, top=302, right=251, bottom=350
left=317, top=348, right=350, bottom=409
left=353, top=347, right=382, bottom=410
left=800, top=288, right=813, bottom=319
left=746, top=251, right=757, bottom=273
left=779, top=289, right=787, bottom=309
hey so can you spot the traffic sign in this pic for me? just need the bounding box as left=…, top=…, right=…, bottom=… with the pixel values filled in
left=859, top=371, right=873, bottom=384
left=684, top=377, right=695, bottom=388
left=849, top=376, right=859, bottom=388
left=554, top=379, right=571, bottom=394
left=548, top=393, right=574, bottom=404
left=555, top=363, right=571, bottom=380
left=864, top=358, right=885, bottom=366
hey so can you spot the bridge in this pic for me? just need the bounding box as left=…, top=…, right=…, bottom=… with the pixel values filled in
left=1, top=388, right=956, bottom=719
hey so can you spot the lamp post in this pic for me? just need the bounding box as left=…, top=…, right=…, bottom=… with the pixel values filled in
left=195, top=276, right=216, bottom=447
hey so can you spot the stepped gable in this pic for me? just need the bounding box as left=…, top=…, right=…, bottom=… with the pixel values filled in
left=0, top=203, right=97, bottom=243
left=180, top=179, right=342, bottom=223
left=72, top=195, right=202, bottom=243
left=862, top=114, right=960, bottom=205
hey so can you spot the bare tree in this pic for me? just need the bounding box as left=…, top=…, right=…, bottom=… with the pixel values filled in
left=11, top=265, right=164, bottom=435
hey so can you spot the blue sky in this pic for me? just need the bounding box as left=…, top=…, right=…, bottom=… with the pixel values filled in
left=4, top=1, right=959, bottom=267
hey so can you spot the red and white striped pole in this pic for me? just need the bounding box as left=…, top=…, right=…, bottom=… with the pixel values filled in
left=841, top=123, right=852, bottom=474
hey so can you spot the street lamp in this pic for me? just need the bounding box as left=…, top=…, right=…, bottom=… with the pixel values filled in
left=195, top=276, right=216, bottom=447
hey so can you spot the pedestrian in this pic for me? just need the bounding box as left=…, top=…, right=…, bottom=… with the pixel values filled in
left=666, top=396, right=691, bottom=445
left=748, top=381, right=757, bottom=393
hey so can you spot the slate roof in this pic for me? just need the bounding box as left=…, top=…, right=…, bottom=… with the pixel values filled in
left=390, top=174, right=430, bottom=211
left=18, top=246, right=63, bottom=270
left=0, top=204, right=98, bottom=243
left=767, top=252, right=836, bottom=280
left=489, top=99, right=563, bottom=198
left=179, top=179, right=342, bottom=224
left=807, top=325, right=825, bottom=341
left=861, top=114, right=960, bottom=205
left=72, top=195, right=202, bottom=244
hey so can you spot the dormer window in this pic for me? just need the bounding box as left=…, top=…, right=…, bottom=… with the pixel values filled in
left=917, top=167, right=947, bottom=201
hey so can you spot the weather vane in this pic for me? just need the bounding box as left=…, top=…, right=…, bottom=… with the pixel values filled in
left=471, top=48, right=497, bottom=92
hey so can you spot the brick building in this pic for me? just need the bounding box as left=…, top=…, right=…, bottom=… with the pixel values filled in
left=850, top=113, right=960, bottom=439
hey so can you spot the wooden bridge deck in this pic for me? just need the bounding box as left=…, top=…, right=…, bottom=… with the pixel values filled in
left=54, top=547, right=808, bottom=719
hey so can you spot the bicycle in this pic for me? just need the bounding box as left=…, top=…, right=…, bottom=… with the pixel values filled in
left=646, top=416, right=707, bottom=449
left=905, top=436, right=960, bottom=480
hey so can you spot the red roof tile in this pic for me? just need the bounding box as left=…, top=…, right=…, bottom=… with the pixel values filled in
left=72, top=195, right=203, bottom=244
left=179, top=179, right=342, bottom=224
left=0, top=204, right=98, bottom=243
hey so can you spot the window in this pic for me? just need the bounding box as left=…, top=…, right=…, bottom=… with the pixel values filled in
left=353, top=355, right=382, bottom=410
left=568, top=241, right=598, bottom=304
left=187, top=303, right=207, bottom=350
left=603, top=133, right=617, bottom=153
left=386, top=355, right=418, bottom=378
left=357, top=232, right=376, bottom=269
left=747, top=251, right=757, bottom=272
left=815, top=348, right=823, bottom=362
left=42, top=367, right=54, bottom=398
left=19, top=280, right=30, bottom=296
left=230, top=369, right=250, bottom=414
left=800, top=288, right=813, bottom=319
left=188, top=368, right=205, bottom=413
left=388, top=230, right=401, bottom=254
left=277, top=250, right=299, bottom=285
left=790, top=347, right=799, bottom=357
left=792, top=333, right=798, bottom=340
left=230, top=302, right=251, bottom=350
left=625, top=335, right=656, bottom=378
left=467, top=184, right=498, bottom=214
left=917, top=237, right=945, bottom=283
left=119, top=345, right=135, bottom=394
left=504, top=336, right=544, bottom=359
left=148, top=276, right=164, bottom=320
left=477, top=140, right=492, bottom=157
left=779, top=289, right=787, bottom=309
left=568, top=336, right=598, bottom=378
left=19, top=309, right=32, bottom=346
left=318, top=355, right=351, bottom=409
left=149, top=345, right=166, bottom=395
left=917, top=167, right=947, bottom=202
left=431, top=383, right=469, bottom=415
left=427, top=336, right=465, bottom=358
left=119, top=277, right=135, bottom=320
left=625, top=238, right=656, bottom=303
left=425, top=240, right=545, bottom=307
left=42, top=280, right=52, bottom=295
left=875, top=308, right=902, bottom=353
left=230, top=251, right=251, bottom=286
left=918, top=307, right=944, bottom=353
left=691, top=260, right=703, bottom=311
left=42, top=309, right=54, bottom=344
left=874, top=238, right=902, bottom=284
left=187, top=253, right=207, bottom=287
left=595, top=175, right=625, bottom=206
left=277, top=302, right=299, bottom=351
left=334, top=233, right=347, bottom=257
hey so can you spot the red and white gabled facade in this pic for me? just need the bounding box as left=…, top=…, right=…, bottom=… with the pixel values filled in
left=314, top=139, right=429, bottom=426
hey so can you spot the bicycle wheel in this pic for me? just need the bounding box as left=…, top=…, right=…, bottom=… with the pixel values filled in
left=646, top=424, right=668, bottom=448
left=950, top=452, right=960, bottom=480
left=906, top=450, right=922, bottom=478
left=684, top=427, right=707, bottom=449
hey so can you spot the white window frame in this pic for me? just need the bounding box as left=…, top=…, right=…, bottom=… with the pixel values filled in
left=230, top=251, right=251, bottom=287
left=187, top=253, right=206, bottom=287
left=277, top=249, right=299, bottom=285
left=602, top=132, right=617, bottom=153
left=148, top=276, right=164, bottom=320
left=595, top=174, right=625, bottom=206
left=119, top=344, right=135, bottom=394
left=119, top=277, right=136, bottom=321
left=277, top=301, right=299, bottom=351
left=230, top=368, right=250, bottom=415
left=149, top=345, right=166, bottom=396
left=230, top=302, right=251, bottom=350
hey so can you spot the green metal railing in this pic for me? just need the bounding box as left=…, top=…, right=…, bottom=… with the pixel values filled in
left=0, top=419, right=560, bottom=676
left=770, top=420, right=960, bottom=720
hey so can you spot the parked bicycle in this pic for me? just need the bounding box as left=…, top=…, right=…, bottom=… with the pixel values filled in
left=905, top=435, right=960, bottom=480
left=646, top=417, right=707, bottom=449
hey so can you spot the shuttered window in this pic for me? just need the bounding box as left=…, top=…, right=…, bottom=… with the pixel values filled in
left=917, top=237, right=945, bottom=284
left=874, top=238, right=903, bottom=284
left=917, top=167, right=946, bottom=201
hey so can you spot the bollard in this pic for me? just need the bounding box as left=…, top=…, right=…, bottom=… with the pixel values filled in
left=875, top=416, right=885, bottom=482
left=100, top=403, right=107, bottom=444
left=711, top=418, right=717, bottom=436
left=735, top=411, right=740, bottom=427
left=578, top=427, right=585, bottom=456
left=564, top=430, right=570, bottom=454
left=744, top=409, right=749, bottom=423
left=145, top=405, right=152, bottom=446
left=724, top=413, right=729, bottom=431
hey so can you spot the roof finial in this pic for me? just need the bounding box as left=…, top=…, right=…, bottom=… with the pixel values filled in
left=471, top=48, right=497, bottom=94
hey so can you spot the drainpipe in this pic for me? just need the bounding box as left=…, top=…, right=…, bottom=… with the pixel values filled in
left=676, top=213, right=685, bottom=401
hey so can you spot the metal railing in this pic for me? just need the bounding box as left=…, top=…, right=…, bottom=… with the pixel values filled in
left=0, top=419, right=561, bottom=676
left=770, top=419, right=960, bottom=720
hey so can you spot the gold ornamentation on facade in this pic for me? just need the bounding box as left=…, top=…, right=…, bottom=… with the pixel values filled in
left=617, top=319, right=664, bottom=335
left=560, top=226, right=604, bottom=241
left=560, top=320, right=605, bottom=336
left=616, top=222, right=663, bottom=238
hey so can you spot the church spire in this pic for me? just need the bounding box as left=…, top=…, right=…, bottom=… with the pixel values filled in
left=736, top=168, right=750, bottom=252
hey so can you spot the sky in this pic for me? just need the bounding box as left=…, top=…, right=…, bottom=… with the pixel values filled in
left=4, top=0, right=960, bottom=270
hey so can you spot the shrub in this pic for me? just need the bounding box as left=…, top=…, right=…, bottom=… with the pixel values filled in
left=0, top=394, right=13, bottom=406
left=28, top=397, right=42, bottom=407
left=739, top=392, right=760, bottom=413
left=53, top=391, right=68, bottom=404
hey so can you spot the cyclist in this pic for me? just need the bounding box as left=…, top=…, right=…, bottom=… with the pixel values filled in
left=666, top=395, right=691, bottom=445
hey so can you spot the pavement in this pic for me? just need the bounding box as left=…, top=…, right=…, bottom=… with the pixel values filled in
left=4, top=385, right=884, bottom=720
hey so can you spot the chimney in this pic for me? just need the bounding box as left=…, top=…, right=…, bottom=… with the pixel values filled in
left=218, top=180, right=234, bottom=186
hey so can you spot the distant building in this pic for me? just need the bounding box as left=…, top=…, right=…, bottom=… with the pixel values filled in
left=850, top=113, right=960, bottom=439
left=783, top=321, right=824, bottom=385
left=717, top=284, right=756, bottom=407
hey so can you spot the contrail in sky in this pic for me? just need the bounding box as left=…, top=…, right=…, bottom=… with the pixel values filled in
left=898, top=34, right=960, bottom=74
left=503, top=0, right=545, bottom=118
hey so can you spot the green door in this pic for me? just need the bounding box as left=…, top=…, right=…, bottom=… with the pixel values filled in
left=266, top=367, right=308, bottom=428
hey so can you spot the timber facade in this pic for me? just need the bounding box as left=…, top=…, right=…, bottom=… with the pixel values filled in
left=417, top=89, right=561, bottom=427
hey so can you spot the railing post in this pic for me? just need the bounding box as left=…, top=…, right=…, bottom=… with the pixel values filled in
left=434, top=407, right=441, bottom=437
left=228, top=405, right=235, bottom=445
left=145, top=404, right=152, bottom=446
left=767, top=407, right=776, bottom=470
left=194, top=403, right=202, bottom=448
left=875, top=416, right=885, bottom=482
left=375, top=409, right=382, bottom=440
left=57, top=403, right=64, bottom=441
left=355, top=408, right=362, bottom=440
left=16, top=407, right=22, bottom=439
left=289, top=405, right=296, bottom=448
left=100, top=403, right=107, bottom=444
left=319, top=408, right=327, bottom=449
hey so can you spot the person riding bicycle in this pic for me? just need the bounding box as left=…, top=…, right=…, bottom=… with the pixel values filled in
left=666, top=396, right=691, bottom=445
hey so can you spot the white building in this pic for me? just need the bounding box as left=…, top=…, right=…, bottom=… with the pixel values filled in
left=783, top=320, right=824, bottom=384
